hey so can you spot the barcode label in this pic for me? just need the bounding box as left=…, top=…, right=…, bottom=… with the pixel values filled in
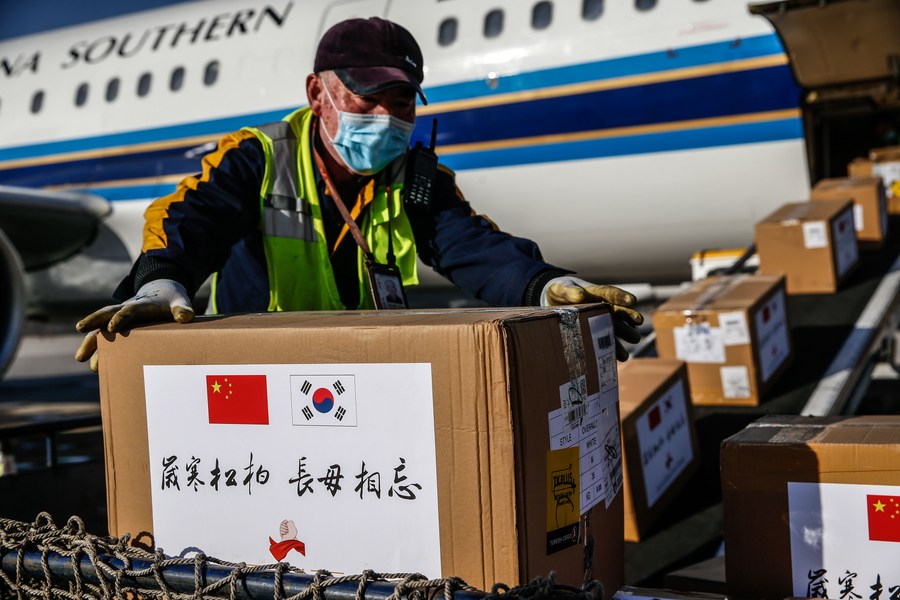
left=597, top=334, right=612, bottom=350
left=564, top=402, right=588, bottom=427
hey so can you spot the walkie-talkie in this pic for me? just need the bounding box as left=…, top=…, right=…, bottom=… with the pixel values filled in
left=405, top=119, right=438, bottom=213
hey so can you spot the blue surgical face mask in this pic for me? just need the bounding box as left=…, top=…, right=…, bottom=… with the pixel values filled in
left=322, top=84, right=415, bottom=175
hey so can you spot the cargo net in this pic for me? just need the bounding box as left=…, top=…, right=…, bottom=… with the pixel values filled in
left=0, top=514, right=604, bottom=600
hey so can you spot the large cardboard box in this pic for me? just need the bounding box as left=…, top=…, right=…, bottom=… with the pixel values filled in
left=721, top=416, right=900, bottom=599
left=811, top=176, right=888, bottom=247
left=653, top=275, right=792, bottom=406
left=870, top=145, right=900, bottom=213
left=617, top=359, right=699, bottom=541
left=98, top=307, right=624, bottom=594
left=755, top=200, right=859, bottom=294
left=847, top=156, right=873, bottom=179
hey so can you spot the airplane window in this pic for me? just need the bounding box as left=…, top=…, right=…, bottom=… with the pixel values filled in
left=484, top=9, right=503, bottom=38
left=438, top=17, right=458, bottom=46
left=137, top=72, right=152, bottom=97
left=75, top=83, right=89, bottom=107
left=30, top=90, right=44, bottom=114
left=106, top=78, right=120, bottom=102
left=204, top=61, right=220, bottom=86
left=582, top=0, right=604, bottom=20
left=532, top=2, right=552, bottom=29
left=531, top=0, right=553, bottom=29
left=635, top=0, right=656, bottom=10
left=170, top=67, right=185, bottom=92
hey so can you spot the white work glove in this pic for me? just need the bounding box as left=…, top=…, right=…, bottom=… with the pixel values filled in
left=541, top=276, right=643, bottom=362
left=74, top=279, right=194, bottom=372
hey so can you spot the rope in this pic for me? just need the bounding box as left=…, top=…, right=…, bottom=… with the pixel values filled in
left=0, top=514, right=605, bottom=600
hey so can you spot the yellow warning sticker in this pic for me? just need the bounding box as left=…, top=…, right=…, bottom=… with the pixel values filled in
left=546, top=447, right=580, bottom=554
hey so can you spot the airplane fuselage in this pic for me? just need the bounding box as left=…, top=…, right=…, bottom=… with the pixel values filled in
left=0, top=0, right=810, bottom=302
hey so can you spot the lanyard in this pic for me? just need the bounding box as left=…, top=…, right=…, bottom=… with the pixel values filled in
left=312, top=122, right=406, bottom=310
left=312, top=137, right=397, bottom=268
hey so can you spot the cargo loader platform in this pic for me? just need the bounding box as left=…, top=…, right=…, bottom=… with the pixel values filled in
left=625, top=216, right=900, bottom=588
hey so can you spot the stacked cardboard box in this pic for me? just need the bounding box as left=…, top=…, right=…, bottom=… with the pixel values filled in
left=653, top=275, right=792, bottom=406
left=811, top=176, right=888, bottom=247
left=97, top=307, right=624, bottom=594
left=870, top=146, right=900, bottom=213
left=722, top=416, right=900, bottom=599
left=618, top=358, right=699, bottom=541
left=755, top=200, right=859, bottom=294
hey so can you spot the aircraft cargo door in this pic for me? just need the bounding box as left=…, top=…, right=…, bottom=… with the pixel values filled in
left=750, top=0, right=900, bottom=181
left=319, top=1, right=388, bottom=35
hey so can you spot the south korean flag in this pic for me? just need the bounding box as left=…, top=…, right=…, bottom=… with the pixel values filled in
left=290, top=375, right=357, bottom=427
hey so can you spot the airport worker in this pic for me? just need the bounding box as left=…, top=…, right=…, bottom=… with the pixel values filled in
left=74, top=17, right=642, bottom=371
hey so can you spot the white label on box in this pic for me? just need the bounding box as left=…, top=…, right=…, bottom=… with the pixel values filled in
left=635, top=379, right=693, bottom=508
left=673, top=323, right=726, bottom=363
left=802, top=221, right=828, bottom=249
left=853, top=203, right=864, bottom=232
left=720, top=365, right=751, bottom=399
left=832, top=208, right=859, bottom=279
left=549, top=392, right=622, bottom=513
left=754, top=288, right=790, bottom=383
left=558, top=375, right=587, bottom=433
left=588, top=314, right=618, bottom=395
left=144, top=363, right=441, bottom=576
left=548, top=313, right=622, bottom=513
left=788, top=482, right=900, bottom=596
left=874, top=160, right=900, bottom=198
left=594, top=392, right=623, bottom=510
left=719, top=311, right=750, bottom=346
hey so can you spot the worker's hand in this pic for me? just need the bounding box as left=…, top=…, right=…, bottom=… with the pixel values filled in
left=541, top=276, right=644, bottom=361
left=74, top=279, right=194, bottom=372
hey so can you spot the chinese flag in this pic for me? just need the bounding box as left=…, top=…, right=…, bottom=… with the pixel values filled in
left=206, top=375, right=269, bottom=425
left=867, top=494, right=900, bottom=542
left=647, top=405, right=661, bottom=431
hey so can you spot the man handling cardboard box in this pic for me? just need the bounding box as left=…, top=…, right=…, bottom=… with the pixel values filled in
left=73, top=17, right=643, bottom=370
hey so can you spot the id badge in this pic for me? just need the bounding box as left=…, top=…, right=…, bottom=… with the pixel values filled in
left=367, top=262, right=408, bottom=310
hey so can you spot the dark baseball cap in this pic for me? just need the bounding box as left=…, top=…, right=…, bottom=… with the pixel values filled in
left=314, top=17, right=427, bottom=105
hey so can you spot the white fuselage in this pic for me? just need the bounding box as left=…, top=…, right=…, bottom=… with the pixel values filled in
left=0, top=0, right=810, bottom=300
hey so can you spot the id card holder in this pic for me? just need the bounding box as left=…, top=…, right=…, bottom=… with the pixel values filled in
left=367, top=262, right=409, bottom=310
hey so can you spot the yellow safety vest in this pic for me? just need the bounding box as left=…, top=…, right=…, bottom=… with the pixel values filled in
left=213, top=107, right=418, bottom=312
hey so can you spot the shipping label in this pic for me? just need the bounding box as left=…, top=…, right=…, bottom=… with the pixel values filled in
left=754, top=289, right=790, bottom=383
left=588, top=313, right=618, bottom=395
left=832, top=208, right=859, bottom=278
left=547, top=392, right=622, bottom=513
left=720, top=365, right=751, bottom=399
left=802, top=221, right=828, bottom=249
left=788, top=482, right=900, bottom=596
left=635, top=379, right=693, bottom=508
left=719, top=311, right=750, bottom=346
left=144, top=363, right=440, bottom=576
left=673, top=322, right=726, bottom=363
left=558, top=375, right=587, bottom=433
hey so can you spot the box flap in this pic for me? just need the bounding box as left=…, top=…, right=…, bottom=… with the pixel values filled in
left=758, top=199, right=851, bottom=224
left=617, top=358, right=685, bottom=415
left=749, top=0, right=900, bottom=89
left=655, top=275, right=783, bottom=313
left=813, top=176, right=882, bottom=192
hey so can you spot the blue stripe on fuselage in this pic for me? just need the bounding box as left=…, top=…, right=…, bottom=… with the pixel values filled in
left=440, top=118, right=805, bottom=171
left=421, top=65, right=799, bottom=147
left=423, top=34, right=787, bottom=103
left=0, top=33, right=800, bottom=197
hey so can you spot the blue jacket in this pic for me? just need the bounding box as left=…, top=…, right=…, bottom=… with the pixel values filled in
left=116, top=120, right=566, bottom=312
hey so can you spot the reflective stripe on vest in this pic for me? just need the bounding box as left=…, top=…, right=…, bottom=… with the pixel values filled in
left=242, top=107, right=417, bottom=312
